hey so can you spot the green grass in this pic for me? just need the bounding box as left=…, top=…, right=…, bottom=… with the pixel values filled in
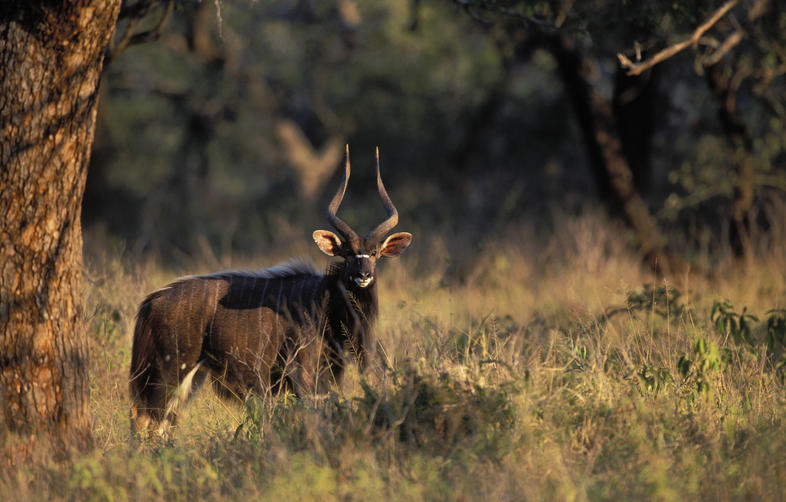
left=5, top=214, right=786, bottom=500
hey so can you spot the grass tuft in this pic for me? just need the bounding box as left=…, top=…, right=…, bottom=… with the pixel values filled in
left=4, top=213, right=786, bottom=500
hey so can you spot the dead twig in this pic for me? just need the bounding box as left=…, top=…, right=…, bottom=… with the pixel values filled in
left=617, top=0, right=739, bottom=76
left=702, top=30, right=744, bottom=66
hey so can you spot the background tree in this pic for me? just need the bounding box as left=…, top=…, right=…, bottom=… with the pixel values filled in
left=85, top=0, right=784, bottom=275
left=0, top=1, right=121, bottom=460
left=453, top=0, right=785, bottom=268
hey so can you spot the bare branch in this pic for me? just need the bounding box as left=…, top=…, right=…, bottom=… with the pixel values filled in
left=106, top=0, right=175, bottom=63
left=107, top=15, right=141, bottom=62
left=128, top=0, right=175, bottom=46
left=702, top=30, right=744, bottom=67
left=118, top=0, right=159, bottom=20
left=276, top=119, right=344, bottom=201
left=617, top=0, right=739, bottom=76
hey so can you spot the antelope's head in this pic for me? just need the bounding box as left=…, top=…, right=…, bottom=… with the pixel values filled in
left=313, top=146, right=412, bottom=290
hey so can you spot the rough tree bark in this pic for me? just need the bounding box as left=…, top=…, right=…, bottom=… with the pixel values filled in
left=549, top=35, right=686, bottom=275
left=0, top=1, right=120, bottom=461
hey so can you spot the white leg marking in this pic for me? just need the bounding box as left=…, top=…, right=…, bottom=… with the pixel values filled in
left=162, top=361, right=203, bottom=428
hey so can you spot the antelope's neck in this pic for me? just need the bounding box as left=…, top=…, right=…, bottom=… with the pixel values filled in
left=350, top=281, right=378, bottom=321
left=326, top=262, right=379, bottom=321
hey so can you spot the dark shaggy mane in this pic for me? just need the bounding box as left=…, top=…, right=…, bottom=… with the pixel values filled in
left=325, top=261, right=346, bottom=279
left=137, top=259, right=324, bottom=310
left=254, top=258, right=320, bottom=279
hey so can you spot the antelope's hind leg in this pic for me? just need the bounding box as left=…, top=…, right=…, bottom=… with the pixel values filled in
left=129, top=364, right=168, bottom=439
left=130, top=359, right=206, bottom=439
left=156, top=362, right=206, bottom=435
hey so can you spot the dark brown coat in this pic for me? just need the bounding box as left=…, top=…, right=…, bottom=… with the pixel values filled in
left=129, top=146, right=411, bottom=436
left=129, top=261, right=376, bottom=432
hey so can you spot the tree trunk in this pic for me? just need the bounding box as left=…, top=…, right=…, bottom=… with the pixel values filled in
left=705, top=62, right=755, bottom=260
left=0, top=1, right=120, bottom=462
left=549, top=35, right=686, bottom=275
left=613, top=63, right=659, bottom=197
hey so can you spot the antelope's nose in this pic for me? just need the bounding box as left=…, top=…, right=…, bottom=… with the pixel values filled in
left=353, top=271, right=373, bottom=288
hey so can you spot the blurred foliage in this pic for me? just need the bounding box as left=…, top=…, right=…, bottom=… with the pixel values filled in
left=605, top=283, right=686, bottom=319
left=86, top=0, right=786, bottom=262
left=711, top=299, right=759, bottom=345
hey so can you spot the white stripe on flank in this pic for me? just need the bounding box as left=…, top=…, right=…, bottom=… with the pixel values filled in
left=276, top=281, right=283, bottom=331
left=180, top=282, right=190, bottom=342
left=258, top=278, right=269, bottom=333
left=208, top=281, right=219, bottom=339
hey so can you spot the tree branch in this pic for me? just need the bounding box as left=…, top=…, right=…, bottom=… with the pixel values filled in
left=128, top=0, right=175, bottom=46
left=617, top=0, right=738, bottom=76
left=106, top=0, right=175, bottom=64
left=453, top=0, right=559, bottom=30
left=701, top=30, right=744, bottom=67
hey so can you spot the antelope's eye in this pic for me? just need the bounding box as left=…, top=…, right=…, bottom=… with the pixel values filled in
left=370, top=250, right=377, bottom=257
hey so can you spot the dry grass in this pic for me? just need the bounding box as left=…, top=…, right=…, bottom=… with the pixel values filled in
left=4, top=212, right=786, bottom=500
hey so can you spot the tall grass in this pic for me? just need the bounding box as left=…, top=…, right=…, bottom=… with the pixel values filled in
left=4, top=212, right=786, bottom=500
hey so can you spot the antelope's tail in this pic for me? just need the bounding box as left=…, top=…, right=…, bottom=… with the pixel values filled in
left=129, top=297, right=159, bottom=434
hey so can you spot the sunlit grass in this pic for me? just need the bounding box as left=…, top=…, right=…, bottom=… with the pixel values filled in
left=4, top=212, right=786, bottom=500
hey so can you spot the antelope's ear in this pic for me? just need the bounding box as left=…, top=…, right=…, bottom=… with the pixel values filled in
left=313, top=230, right=344, bottom=256
left=380, top=232, right=412, bottom=257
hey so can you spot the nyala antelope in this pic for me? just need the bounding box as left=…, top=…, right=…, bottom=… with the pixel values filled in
left=129, top=147, right=412, bottom=435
